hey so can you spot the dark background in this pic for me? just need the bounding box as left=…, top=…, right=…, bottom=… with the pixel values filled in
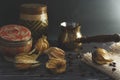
left=0, top=0, right=120, bottom=40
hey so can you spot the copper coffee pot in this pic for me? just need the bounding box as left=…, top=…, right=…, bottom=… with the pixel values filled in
left=58, top=22, right=82, bottom=50
left=58, top=22, right=120, bottom=50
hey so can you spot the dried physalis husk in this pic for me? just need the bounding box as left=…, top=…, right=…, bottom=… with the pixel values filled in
left=15, top=53, right=40, bottom=70
left=92, top=48, right=113, bottom=65
left=44, top=47, right=65, bottom=59
left=46, top=58, right=66, bottom=74
left=35, top=35, right=49, bottom=53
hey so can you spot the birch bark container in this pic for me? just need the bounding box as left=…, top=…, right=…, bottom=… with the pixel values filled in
left=0, top=24, right=32, bottom=62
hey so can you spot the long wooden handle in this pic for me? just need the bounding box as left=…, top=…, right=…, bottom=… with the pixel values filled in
left=76, top=34, right=120, bottom=43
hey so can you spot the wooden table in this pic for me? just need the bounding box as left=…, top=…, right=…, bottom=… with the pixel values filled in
left=0, top=41, right=113, bottom=80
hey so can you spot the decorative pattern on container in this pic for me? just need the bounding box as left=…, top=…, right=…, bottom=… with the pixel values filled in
left=20, top=4, right=48, bottom=41
left=0, top=24, right=32, bottom=61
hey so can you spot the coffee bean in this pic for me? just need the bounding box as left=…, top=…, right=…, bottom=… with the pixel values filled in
left=113, top=62, right=116, bottom=64
left=109, top=62, right=116, bottom=67
left=113, top=65, right=116, bottom=67
left=112, top=68, right=116, bottom=72
left=109, top=63, right=113, bottom=66
left=113, top=62, right=116, bottom=65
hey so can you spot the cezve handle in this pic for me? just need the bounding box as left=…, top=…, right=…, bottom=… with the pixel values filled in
left=75, top=34, right=120, bottom=43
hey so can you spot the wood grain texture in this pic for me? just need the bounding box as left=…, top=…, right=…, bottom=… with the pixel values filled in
left=0, top=42, right=113, bottom=80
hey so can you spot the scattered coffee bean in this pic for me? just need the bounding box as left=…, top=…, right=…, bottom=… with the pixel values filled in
left=113, top=62, right=116, bottom=65
left=113, top=65, right=116, bottom=67
left=112, top=68, right=116, bottom=72
left=109, top=62, right=116, bottom=67
left=109, top=63, right=113, bottom=66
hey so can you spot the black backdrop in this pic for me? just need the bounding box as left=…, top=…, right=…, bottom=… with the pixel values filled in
left=0, top=0, right=120, bottom=40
